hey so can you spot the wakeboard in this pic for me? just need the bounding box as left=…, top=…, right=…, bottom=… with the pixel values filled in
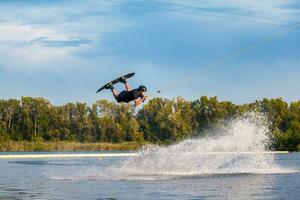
left=96, top=72, right=135, bottom=93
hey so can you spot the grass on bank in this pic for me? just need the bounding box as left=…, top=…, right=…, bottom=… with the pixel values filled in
left=0, top=141, right=146, bottom=152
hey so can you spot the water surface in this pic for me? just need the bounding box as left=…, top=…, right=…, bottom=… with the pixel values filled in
left=0, top=152, right=299, bottom=200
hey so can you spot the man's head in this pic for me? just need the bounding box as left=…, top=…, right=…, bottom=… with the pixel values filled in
left=138, top=85, right=147, bottom=95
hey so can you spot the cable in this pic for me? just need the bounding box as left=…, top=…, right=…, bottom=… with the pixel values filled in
left=154, top=22, right=300, bottom=97
left=148, top=0, right=299, bottom=25
left=104, top=0, right=300, bottom=98
left=108, top=0, right=293, bottom=28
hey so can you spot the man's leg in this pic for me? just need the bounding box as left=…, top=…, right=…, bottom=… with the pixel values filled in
left=124, top=82, right=131, bottom=91
left=105, top=83, right=119, bottom=102
left=111, top=88, right=118, bottom=99
left=120, top=77, right=131, bottom=91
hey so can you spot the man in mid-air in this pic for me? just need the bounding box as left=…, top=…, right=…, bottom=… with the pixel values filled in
left=105, top=77, right=147, bottom=107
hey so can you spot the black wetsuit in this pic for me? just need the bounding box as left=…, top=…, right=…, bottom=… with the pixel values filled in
left=116, top=89, right=142, bottom=103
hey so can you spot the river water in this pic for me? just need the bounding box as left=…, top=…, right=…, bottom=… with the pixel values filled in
left=1, top=113, right=300, bottom=199
left=0, top=152, right=299, bottom=200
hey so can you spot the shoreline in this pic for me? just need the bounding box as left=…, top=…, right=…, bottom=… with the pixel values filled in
left=0, top=141, right=298, bottom=152
left=0, top=151, right=291, bottom=160
left=0, top=141, right=146, bottom=152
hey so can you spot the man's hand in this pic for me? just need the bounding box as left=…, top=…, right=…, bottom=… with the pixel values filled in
left=134, top=96, right=147, bottom=107
left=141, top=96, right=148, bottom=103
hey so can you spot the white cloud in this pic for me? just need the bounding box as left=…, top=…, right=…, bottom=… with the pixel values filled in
left=0, top=0, right=132, bottom=72
left=0, top=23, right=68, bottom=43
left=0, top=0, right=211, bottom=74
left=0, top=23, right=78, bottom=71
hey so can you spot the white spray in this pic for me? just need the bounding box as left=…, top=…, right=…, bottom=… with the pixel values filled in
left=115, top=112, right=289, bottom=177
left=49, top=112, right=296, bottom=181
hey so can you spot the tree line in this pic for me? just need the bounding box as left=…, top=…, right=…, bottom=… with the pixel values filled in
left=0, top=96, right=299, bottom=151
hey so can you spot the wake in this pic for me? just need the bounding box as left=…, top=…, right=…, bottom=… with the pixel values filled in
left=48, top=112, right=298, bottom=181
left=114, top=112, right=297, bottom=178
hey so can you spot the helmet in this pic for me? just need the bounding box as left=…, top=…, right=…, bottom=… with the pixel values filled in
left=138, top=85, right=147, bottom=92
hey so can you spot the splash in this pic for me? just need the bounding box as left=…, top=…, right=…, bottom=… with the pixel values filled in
left=47, top=112, right=297, bottom=181
left=114, top=112, right=294, bottom=178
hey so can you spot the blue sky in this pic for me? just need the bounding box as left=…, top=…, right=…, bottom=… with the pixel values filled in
left=0, top=0, right=299, bottom=105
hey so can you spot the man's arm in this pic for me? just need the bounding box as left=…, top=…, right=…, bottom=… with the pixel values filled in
left=134, top=96, right=147, bottom=107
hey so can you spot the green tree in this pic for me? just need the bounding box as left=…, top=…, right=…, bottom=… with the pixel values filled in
left=138, top=97, right=192, bottom=143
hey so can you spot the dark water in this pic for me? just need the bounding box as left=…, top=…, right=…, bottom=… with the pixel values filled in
left=0, top=152, right=299, bottom=200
